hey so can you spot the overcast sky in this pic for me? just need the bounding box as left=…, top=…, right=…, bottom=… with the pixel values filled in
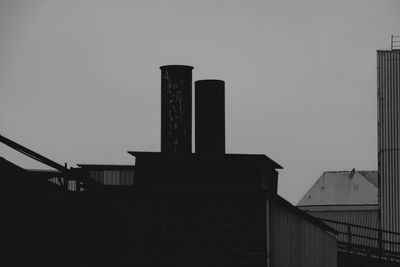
left=0, top=0, right=399, bottom=204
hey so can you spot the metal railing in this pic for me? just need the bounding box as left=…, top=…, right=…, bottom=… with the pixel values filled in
left=392, top=34, right=400, bottom=50
left=319, top=218, right=400, bottom=262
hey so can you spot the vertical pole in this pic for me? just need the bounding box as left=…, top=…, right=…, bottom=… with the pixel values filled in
left=265, top=199, right=271, bottom=267
left=74, top=168, right=81, bottom=192
left=378, top=228, right=383, bottom=259
left=391, top=34, right=393, bottom=50
left=347, top=224, right=352, bottom=251
left=377, top=50, right=383, bottom=255
left=64, top=163, right=68, bottom=190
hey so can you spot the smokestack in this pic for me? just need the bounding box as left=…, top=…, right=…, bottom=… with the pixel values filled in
left=195, top=79, right=225, bottom=155
left=160, top=65, right=193, bottom=154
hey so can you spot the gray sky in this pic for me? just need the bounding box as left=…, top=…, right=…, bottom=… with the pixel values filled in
left=1, top=0, right=399, bottom=204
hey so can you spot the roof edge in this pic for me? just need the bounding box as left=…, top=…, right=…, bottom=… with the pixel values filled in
left=127, top=151, right=283, bottom=169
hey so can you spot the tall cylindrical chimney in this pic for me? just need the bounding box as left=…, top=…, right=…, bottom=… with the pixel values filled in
left=160, top=65, right=193, bottom=154
left=195, top=79, right=225, bottom=155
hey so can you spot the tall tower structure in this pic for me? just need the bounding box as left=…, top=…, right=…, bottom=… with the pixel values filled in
left=377, top=47, right=400, bottom=250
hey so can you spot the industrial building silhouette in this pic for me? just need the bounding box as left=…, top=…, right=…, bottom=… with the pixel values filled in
left=2, top=53, right=400, bottom=265
left=2, top=65, right=338, bottom=266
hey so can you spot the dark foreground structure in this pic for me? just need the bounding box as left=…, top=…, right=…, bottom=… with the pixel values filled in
left=3, top=65, right=337, bottom=267
left=2, top=154, right=336, bottom=267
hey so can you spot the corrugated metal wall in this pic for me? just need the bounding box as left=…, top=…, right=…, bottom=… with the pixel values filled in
left=378, top=50, right=400, bottom=251
left=269, top=200, right=337, bottom=267
left=48, top=168, right=135, bottom=189
left=306, top=209, right=379, bottom=248
left=87, top=169, right=134, bottom=186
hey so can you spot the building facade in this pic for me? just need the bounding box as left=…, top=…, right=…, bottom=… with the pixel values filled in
left=297, top=170, right=379, bottom=248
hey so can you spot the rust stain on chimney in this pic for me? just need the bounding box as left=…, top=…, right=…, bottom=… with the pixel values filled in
left=160, top=65, right=193, bottom=154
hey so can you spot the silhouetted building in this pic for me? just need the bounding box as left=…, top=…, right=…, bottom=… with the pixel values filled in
left=1, top=65, right=338, bottom=267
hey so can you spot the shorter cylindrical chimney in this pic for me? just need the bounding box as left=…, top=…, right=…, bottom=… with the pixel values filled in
left=160, top=65, right=193, bottom=154
left=195, top=79, right=225, bottom=155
